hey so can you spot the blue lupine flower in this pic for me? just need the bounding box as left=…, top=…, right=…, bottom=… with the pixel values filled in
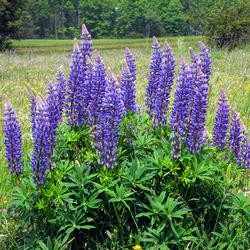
left=124, top=47, right=136, bottom=82
left=238, top=135, right=250, bottom=169
left=3, top=99, right=23, bottom=174
left=80, top=24, right=92, bottom=59
left=146, top=36, right=162, bottom=118
left=212, top=89, right=230, bottom=148
left=153, top=41, right=175, bottom=127
left=95, top=71, right=125, bottom=168
left=228, top=110, right=242, bottom=158
left=56, top=67, right=67, bottom=113
left=89, top=50, right=107, bottom=125
left=170, top=59, right=192, bottom=157
left=66, top=38, right=81, bottom=127
left=31, top=97, right=51, bottom=185
left=29, top=87, right=36, bottom=136
left=120, top=61, right=137, bottom=113
left=186, top=68, right=209, bottom=153
left=199, top=41, right=211, bottom=83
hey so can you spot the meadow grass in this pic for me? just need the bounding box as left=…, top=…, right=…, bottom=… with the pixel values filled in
left=0, top=37, right=250, bottom=207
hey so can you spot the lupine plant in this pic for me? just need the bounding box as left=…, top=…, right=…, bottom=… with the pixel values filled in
left=2, top=24, right=250, bottom=250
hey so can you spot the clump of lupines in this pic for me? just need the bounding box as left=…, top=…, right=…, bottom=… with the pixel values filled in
left=199, top=41, right=211, bottom=83
left=170, top=59, right=192, bottom=157
left=66, top=38, right=81, bottom=127
left=212, top=89, right=230, bottom=148
left=153, top=41, right=175, bottom=127
left=120, top=61, right=137, bottom=113
left=228, top=110, right=242, bottom=158
left=124, top=48, right=136, bottom=82
left=31, top=97, right=51, bottom=185
left=146, top=36, right=162, bottom=118
left=3, top=99, right=23, bottom=174
left=95, top=71, right=125, bottom=168
left=186, top=68, right=209, bottom=153
left=89, top=50, right=107, bottom=125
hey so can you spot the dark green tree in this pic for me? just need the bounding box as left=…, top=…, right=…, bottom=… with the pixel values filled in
left=0, top=0, right=28, bottom=50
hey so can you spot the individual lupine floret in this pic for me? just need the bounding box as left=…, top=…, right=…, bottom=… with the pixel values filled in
left=80, top=24, right=92, bottom=59
left=186, top=68, right=209, bottom=153
left=89, top=50, right=107, bottom=125
left=228, top=110, right=241, bottom=158
left=3, top=99, right=23, bottom=174
left=95, top=71, right=125, bottom=168
left=146, top=36, right=162, bottom=118
left=199, top=41, right=211, bottom=83
left=170, top=59, right=192, bottom=157
left=120, top=61, right=137, bottom=113
left=66, top=38, right=81, bottom=127
left=29, top=88, right=36, bottom=136
left=124, top=47, right=136, bottom=82
left=212, top=89, right=230, bottom=148
left=153, top=41, right=175, bottom=127
left=31, top=97, right=51, bottom=185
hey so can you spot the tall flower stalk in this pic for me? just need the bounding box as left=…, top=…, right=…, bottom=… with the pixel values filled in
left=89, top=50, right=107, bottom=125
left=199, top=41, right=211, bottom=83
left=124, top=48, right=136, bottom=82
left=212, top=89, right=230, bottom=148
left=3, top=99, right=23, bottom=174
left=95, top=71, right=125, bottom=168
left=186, top=68, right=209, bottom=153
left=228, top=110, right=242, bottom=158
left=153, top=41, right=175, bottom=127
left=31, top=97, right=51, bottom=185
left=146, top=36, right=162, bottom=118
left=170, top=59, right=192, bottom=157
left=66, top=38, right=81, bottom=127
left=120, top=61, right=137, bottom=113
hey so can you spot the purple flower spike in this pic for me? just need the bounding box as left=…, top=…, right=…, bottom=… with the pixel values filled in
left=95, top=71, right=125, bottom=168
left=46, top=78, right=61, bottom=155
left=228, top=110, right=242, bottom=158
left=124, top=48, right=136, bottom=82
left=170, top=59, right=192, bottom=157
left=199, top=41, right=211, bottom=83
left=153, top=41, right=175, bottom=127
left=120, top=61, right=137, bottom=113
left=66, top=38, right=81, bottom=127
left=80, top=24, right=92, bottom=59
left=56, top=67, right=67, bottom=113
left=212, top=90, right=230, bottom=148
left=3, top=99, right=23, bottom=174
left=31, top=97, right=51, bottom=185
left=29, top=87, right=36, bottom=136
left=186, top=67, right=209, bottom=153
left=89, top=50, right=107, bottom=125
left=238, top=135, right=250, bottom=169
left=146, top=36, right=162, bottom=118
left=78, top=55, right=93, bottom=125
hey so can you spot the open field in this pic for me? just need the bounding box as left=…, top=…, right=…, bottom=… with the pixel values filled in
left=0, top=37, right=250, bottom=205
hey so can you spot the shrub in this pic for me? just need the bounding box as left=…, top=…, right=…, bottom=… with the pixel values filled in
left=0, top=25, right=249, bottom=249
left=206, top=0, right=250, bottom=50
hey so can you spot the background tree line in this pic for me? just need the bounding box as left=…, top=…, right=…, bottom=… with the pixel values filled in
left=1, top=0, right=250, bottom=49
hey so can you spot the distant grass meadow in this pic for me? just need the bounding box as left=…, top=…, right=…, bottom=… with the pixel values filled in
left=0, top=36, right=250, bottom=206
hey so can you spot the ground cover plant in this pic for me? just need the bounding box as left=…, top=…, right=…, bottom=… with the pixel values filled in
left=0, top=25, right=250, bottom=249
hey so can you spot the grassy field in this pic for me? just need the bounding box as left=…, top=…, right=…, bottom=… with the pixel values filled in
left=0, top=37, right=250, bottom=206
